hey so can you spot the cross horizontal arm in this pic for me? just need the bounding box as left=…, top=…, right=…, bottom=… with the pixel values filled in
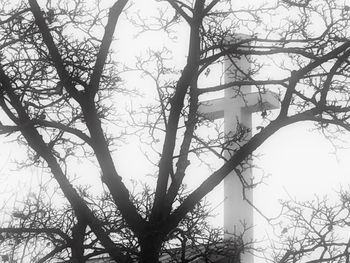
left=198, top=97, right=225, bottom=120
left=198, top=90, right=280, bottom=120
left=245, top=90, right=280, bottom=113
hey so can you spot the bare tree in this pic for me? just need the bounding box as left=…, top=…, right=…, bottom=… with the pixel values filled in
left=1, top=0, right=350, bottom=262
left=261, top=191, right=350, bottom=263
left=0, top=182, right=242, bottom=262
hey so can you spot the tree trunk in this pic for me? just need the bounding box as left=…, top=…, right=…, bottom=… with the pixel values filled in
left=71, top=218, right=86, bottom=263
left=139, top=236, right=162, bottom=263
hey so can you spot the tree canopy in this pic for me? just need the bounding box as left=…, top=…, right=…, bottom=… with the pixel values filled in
left=0, top=0, right=350, bottom=262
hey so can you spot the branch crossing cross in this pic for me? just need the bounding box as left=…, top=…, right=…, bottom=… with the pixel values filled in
left=199, top=53, right=280, bottom=263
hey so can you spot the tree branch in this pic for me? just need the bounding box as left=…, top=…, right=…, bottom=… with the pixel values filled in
left=30, top=0, right=145, bottom=239
left=165, top=81, right=200, bottom=213
left=28, top=0, right=82, bottom=101
left=33, top=119, right=93, bottom=146
left=151, top=0, right=205, bottom=222
left=88, top=0, right=128, bottom=97
left=278, top=42, right=350, bottom=118
left=203, top=0, right=221, bottom=15
left=0, top=65, right=128, bottom=262
left=0, top=123, right=20, bottom=135
left=166, top=0, right=192, bottom=24
left=166, top=109, right=319, bottom=232
left=0, top=227, right=71, bottom=241
left=198, top=79, right=288, bottom=94
left=37, top=245, right=67, bottom=263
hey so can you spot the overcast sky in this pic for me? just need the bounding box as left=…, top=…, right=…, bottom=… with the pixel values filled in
left=1, top=1, right=350, bottom=255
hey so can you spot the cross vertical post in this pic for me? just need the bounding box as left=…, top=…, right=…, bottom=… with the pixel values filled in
left=223, top=54, right=253, bottom=244
left=199, top=39, right=280, bottom=263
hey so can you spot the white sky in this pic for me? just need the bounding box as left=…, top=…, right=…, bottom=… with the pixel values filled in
left=1, top=0, right=350, bottom=258
left=113, top=0, right=350, bottom=243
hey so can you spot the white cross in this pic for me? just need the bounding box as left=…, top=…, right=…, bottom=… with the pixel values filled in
left=199, top=54, right=280, bottom=263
